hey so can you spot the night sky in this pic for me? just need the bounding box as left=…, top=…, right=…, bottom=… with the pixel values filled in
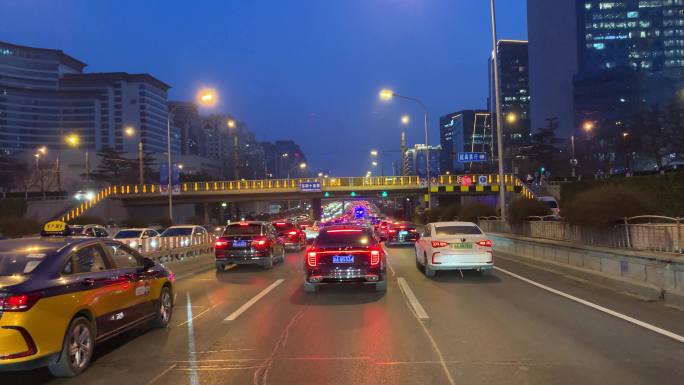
left=0, top=0, right=527, bottom=176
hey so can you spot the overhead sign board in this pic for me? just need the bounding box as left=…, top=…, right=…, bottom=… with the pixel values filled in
left=457, top=152, right=487, bottom=162
left=300, top=182, right=322, bottom=192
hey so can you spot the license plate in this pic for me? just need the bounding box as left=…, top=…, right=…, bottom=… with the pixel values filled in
left=450, top=243, right=472, bottom=249
left=332, top=255, right=354, bottom=263
left=233, top=240, right=248, bottom=248
left=399, top=231, right=408, bottom=236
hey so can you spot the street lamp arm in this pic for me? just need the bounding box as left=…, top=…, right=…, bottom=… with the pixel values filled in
left=392, top=93, right=428, bottom=113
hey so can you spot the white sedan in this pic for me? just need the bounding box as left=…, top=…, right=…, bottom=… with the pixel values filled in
left=113, top=228, right=160, bottom=252
left=414, top=221, right=493, bottom=278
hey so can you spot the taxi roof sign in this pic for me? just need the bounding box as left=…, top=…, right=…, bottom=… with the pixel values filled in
left=41, top=220, right=71, bottom=236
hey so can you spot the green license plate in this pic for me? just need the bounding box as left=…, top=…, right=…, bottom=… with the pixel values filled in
left=450, top=243, right=472, bottom=249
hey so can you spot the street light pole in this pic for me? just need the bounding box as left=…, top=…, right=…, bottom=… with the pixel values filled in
left=138, top=140, right=144, bottom=187
left=166, top=106, right=178, bottom=223
left=490, top=0, right=507, bottom=221
left=381, top=91, right=432, bottom=210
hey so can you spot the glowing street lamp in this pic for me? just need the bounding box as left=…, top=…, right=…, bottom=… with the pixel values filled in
left=65, top=134, right=90, bottom=186
left=299, top=162, right=307, bottom=169
left=379, top=89, right=394, bottom=101
left=370, top=149, right=379, bottom=157
left=197, top=89, right=218, bottom=107
left=124, top=126, right=135, bottom=137
left=227, top=119, right=236, bottom=129
left=37, top=146, right=47, bottom=155
left=583, top=121, right=595, bottom=132
left=372, top=161, right=378, bottom=167
left=65, top=134, right=80, bottom=147
left=401, top=115, right=410, bottom=125
left=506, top=113, right=517, bottom=124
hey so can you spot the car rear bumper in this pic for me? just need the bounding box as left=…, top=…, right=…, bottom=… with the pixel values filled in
left=305, top=268, right=384, bottom=284
left=430, top=261, right=494, bottom=271
left=0, top=352, right=58, bottom=371
left=216, top=250, right=268, bottom=265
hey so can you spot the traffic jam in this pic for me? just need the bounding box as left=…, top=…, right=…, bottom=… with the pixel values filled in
left=0, top=202, right=494, bottom=378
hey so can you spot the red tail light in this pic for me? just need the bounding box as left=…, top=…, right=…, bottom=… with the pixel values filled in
left=477, top=240, right=493, bottom=247
left=214, top=239, right=229, bottom=248
left=307, top=251, right=317, bottom=267
left=389, top=229, right=397, bottom=234
left=288, top=231, right=298, bottom=235
left=370, top=250, right=381, bottom=266
left=0, top=293, right=42, bottom=312
left=252, top=236, right=270, bottom=250
left=431, top=241, right=449, bottom=248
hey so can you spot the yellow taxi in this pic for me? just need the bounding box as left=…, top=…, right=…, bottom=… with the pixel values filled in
left=0, top=221, right=174, bottom=377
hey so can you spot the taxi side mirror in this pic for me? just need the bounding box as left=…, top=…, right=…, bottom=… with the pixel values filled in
left=141, top=257, right=155, bottom=271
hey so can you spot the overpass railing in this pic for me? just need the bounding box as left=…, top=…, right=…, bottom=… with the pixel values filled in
left=479, top=216, right=683, bottom=254
left=60, top=174, right=533, bottom=222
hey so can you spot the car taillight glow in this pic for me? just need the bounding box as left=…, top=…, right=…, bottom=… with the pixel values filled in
left=432, top=241, right=449, bottom=248
left=239, top=222, right=250, bottom=226
left=0, top=293, right=42, bottom=312
left=389, top=229, right=397, bottom=234
left=288, top=231, right=298, bottom=235
left=327, top=229, right=363, bottom=233
left=370, top=250, right=381, bottom=266
left=214, top=239, right=229, bottom=248
left=477, top=240, right=493, bottom=247
left=307, top=251, right=317, bottom=267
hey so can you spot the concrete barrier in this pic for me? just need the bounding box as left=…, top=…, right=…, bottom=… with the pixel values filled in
left=488, top=232, right=684, bottom=308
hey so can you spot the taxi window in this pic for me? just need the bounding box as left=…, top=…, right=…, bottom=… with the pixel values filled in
left=73, top=245, right=109, bottom=273
left=0, top=252, right=48, bottom=276
left=105, top=244, right=141, bottom=269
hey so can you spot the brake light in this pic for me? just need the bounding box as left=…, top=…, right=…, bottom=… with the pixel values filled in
left=0, top=293, right=42, bottom=312
left=409, top=229, right=417, bottom=233
left=327, top=229, right=362, bottom=233
left=307, top=251, right=317, bottom=267
left=255, top=239, right=268, bottom=246
left=389, top=229, right=397, bottom=234
left=477, top=240, right=493, bottom=247
left=288, top=231, right=298, bottom=235
left=380, top=225, right=387, bottom=229
left=276, top=222, right=286, bottom=225
left=214, top=239, right=229, bottom=248
left=370, top=250, right=381, bottom=266
left=239, top=222, right=249, bottom=226
left=431, top=241, right=449, bottom=248
left=400, top=226, right=406, bottom=229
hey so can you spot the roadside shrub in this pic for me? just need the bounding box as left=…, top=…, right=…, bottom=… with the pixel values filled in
left=0, top=218, right=41, bottom=238
left=508, top=198, right=551, bottom=225
left=459, top=203, right=496, bottom=222
left=564, top=186, right=653, bottom=228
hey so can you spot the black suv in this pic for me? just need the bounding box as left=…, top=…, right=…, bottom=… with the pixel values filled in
left=214, top=221, right=285, bottom=270
left=304, top=225, right=386, bottom=293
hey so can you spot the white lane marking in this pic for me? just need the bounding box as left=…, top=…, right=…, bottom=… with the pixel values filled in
left=146, top=364, right=176, bottom=385
left=384, top=247, right=396, bottom=276
left=175, top=263, right=236, bottom=281
left=176, top=301, right=223, bottom=327
left=494, top=266, right=684, bottom=344
left=185, top=293, right=199, bottom=385
left=397, top=277, right=455, bottom=385
left=224, top=279, right=285, bottom=322
left=397, top=277, right=429, bottom=320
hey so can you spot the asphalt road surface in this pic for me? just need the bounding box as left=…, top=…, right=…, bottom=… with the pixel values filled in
left=5, top=247, right=684, bottom=385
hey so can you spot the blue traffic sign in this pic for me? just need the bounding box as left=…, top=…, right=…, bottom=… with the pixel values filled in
left=458, top=152, right=487, bottom=162
left=300, top=182, right=322, bottom=192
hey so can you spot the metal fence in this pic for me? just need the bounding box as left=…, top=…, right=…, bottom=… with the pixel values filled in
left=127, top=233, right=215, bottom=263
left=478, top=216, right=683, bottom=254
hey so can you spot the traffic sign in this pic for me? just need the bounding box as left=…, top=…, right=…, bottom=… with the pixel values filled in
left=478, top=175, right=489, bottom=186
left=457, top=152, right=487, bottom=162
left=461, top=176, right=473, bottom=187
left=300, top=182, right=322, bottom=192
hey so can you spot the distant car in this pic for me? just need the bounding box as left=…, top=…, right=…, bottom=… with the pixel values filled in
left=113, top=228, right=160, bottom=252
left=414, top=221, right=493, bottom=278
left=272, top=221, right=306, bottom=251
left=0, top=221, right=174, bottom=377
left=159, top=225, right=209, bottom=247
left=70, top=224, right=110, bottom=238
left=663, top=160, right=684, bottom=171
left=537, top=196, right=560, bottom=217
left=214, top=221, right=284, bottom=270
left=304, top=225, right=386, bottom=293
left=302, top=221, right=320, bottom=243
left=386, top=222, right=419, bottom=246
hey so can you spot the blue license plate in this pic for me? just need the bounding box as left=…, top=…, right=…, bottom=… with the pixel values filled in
left=399, top=231, right=408, bottom=236
left=332, top=255, right=354, bottom=264
left=233, top=240, right=247, bottom=248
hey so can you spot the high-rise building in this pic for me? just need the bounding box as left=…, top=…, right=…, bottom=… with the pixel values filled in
left=527, top=0, right=579, bottom=137
left=0, top=41, right=93, bottom=154
left=439, top=110, right=493, bottom=173
left=579, top=0, right=684, bottom=75
left=60, top=73, right=173, bottom=154
left=169, top=101, right=204, bottom=157
left=404, top=144, right=441, bottom=178
left=490, top=40, right=531, bottom=150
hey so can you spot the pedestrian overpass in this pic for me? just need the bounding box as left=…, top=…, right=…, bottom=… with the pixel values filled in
left=60, top=174, right=534, bottom=222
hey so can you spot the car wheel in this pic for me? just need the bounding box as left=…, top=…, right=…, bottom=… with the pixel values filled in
left=375, top=280, right=387, bottom=292
left=480, top=269, right=493, bottom=276
left=150, top=285, right=173, bottom=328
left=48, top=317, right=94, bottom=378
left=424, top=255, right=436, bottom=278
left=303, top=281, right=318, bottom=293
left=263, top=253, right=274, bottom=270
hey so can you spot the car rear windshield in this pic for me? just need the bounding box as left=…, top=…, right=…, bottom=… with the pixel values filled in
left=0, top=252, right=50, bottom=276
left=114, top=230, right=142, bottom=239
left=223, top=224, right=263, bottom=235
left=316, top=229, right=374, bottom=246
left=274, top=223, right=295, bottom=230
left=161, top=228, right=193, bottom=236
left=434, top=226, right=483, bottom=236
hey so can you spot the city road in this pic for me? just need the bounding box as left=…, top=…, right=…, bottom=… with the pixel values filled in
left=6, top=248, right=684, bottom=385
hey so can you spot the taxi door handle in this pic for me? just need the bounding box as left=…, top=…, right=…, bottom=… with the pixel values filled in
left=81, top=278, right=95, bottom=287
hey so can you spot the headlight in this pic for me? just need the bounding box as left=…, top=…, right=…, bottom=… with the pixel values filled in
left=130, top=241, right=138, bottom=248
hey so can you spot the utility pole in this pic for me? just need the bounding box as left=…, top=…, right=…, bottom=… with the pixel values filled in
left=401, top=130, right=406, bottom=176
